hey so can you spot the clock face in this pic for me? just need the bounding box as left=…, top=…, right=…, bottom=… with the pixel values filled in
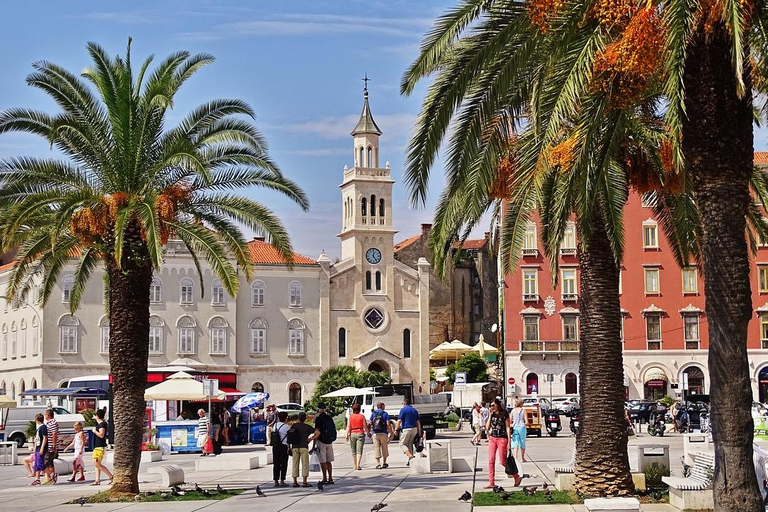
left=366, top=248, right=382, bottom=264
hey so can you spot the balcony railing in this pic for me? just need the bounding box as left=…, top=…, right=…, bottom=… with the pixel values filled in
left=519, top=340, right=580, bottom=353
left=522, top=248, right=539, bottom=256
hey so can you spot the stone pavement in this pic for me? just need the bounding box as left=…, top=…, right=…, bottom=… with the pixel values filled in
left=0, top=428, right=693, bottom=511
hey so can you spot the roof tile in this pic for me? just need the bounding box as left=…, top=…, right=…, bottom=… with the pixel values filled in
left=394, top=234, right=421, bottom=253
left=246, top=240, right=316, bottom=266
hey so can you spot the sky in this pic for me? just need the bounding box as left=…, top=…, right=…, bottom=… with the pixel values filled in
left=2, top=1, right=768, bottom=261
left=0, top=0, right=464, bottom=260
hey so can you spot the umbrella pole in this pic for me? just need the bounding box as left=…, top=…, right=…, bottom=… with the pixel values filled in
left=248, top=413, right=251, bottom=444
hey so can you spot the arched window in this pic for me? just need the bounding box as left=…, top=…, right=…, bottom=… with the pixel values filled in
left=252, top=280, right=266, bottom=307
left=0, top=381, right=5, bottom=393
left=177, top=316, right=196, bottom=354
left=31, top=318, right=39, bottom=355
left=375, top=271, right=382, bottom=291
left=10, top=382, right=15, bottom=400
left=250, top=318, right=268, bottom=355
left=370, top=195, right=376, bottom=216
left=359, top=147, right=364, bottom=167
left=20, top=379, right=25, bottom=394
left=62, top=275, right=74, bottom=303
left=526, top=373, right=539, bottom=394
left=288, top=319, right=305, bottom=355
left=30, top=378, right=37, bottom=389
left=365, top=271, right=372, bottom=291
left=58, top=315, right=79, bottom=354
left=251, top=382, right=265, bottom=393
left=288, top=382, right=302, bottom=404
left=338, top=328, right=346, bottom=358
left=99, top=316, right=110, bottom=354
left=289, top=281, right=303, bottom=307
left=379, top=199, right=385, bottom=219
left=1, top=324, right=5, bottom=359
left=565, top=373, right=578, bottom=395
left=211, top=279, right=225, bottom=305
left=361, top=197, right=367, bottom=217
left=403, top=329, right=411, bottom=359
left=208, top=316, right=228, bottom=355
left=179, top=277, right=194, bottom=304
left=20, top=319, right=26, bottom=357
left=149, top=316, right=164, bottom=354
left=367, top=147, right=373, bottom=167
left=10, top=322, right=16, bottom=358
left=150, top=277, right=162, bottom=303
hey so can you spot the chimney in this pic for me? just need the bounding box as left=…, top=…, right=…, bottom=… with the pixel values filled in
left=421, top=223, right=432, bottom=237
left=253, top=236, right=266, bottom=242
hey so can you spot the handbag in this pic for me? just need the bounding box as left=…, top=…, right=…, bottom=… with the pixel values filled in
left=204, top=437, right=214, bottom=454
left=505, top=449, right=519, bottom=475
left=308, top=448, right=321, bottom=472
left=415, top=434, right=425, bottom=453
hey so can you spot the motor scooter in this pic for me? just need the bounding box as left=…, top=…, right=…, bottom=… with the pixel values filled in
left=647, top=406, right=667, bottom=436
left=676, top=402, right=690, bottom=434
left=545, top=408, right=562, bottom=437
left=569, top=408, right=581, bottom=435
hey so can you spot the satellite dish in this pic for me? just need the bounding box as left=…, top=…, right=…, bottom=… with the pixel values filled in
left=491, top=323, right=498, bottom=333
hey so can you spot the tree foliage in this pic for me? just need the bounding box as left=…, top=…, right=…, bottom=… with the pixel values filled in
left=445, top=353, right=488, bottom=384
left=307, top=365, right=391, bottom=414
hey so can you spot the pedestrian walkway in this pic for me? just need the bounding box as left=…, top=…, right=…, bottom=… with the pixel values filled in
left=0, top=430, right=680, bottom=511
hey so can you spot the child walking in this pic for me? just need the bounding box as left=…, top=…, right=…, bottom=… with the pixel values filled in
left=64, top=422, right=86, bottom=482
left=30, top=413, right=47, bottom=486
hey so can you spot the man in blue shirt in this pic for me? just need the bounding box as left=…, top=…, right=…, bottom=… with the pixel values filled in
left=369, top=402, right=394, bottom=469
left=395, top=398, right=421, bottom=465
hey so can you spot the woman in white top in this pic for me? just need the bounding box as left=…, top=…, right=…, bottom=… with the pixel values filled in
left=471, top=403, right=482, bottom=445
left=510, top=398, right=528, bottom=462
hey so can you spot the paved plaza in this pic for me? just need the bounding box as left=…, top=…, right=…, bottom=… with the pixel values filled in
left=0, top=427, right=718, bottom=511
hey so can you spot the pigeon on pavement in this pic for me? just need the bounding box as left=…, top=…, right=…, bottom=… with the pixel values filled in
left=76, top=496, right=87, bottom=507
left=217, top=484, right=225, bottom=494
left=542, top=482, right=548, bottom=490
left=493, top=485, right=505, bottom=494
left=256, top=485, right=266, bottom=497
left=318, top=481, right=325, bottom=491
left=459, top=490, right=472, bottom=502
left=195, top=483, right=204, bottom=493
left=371, top=503, right=388, bottom=511
left=499, top=491, right=511, bottom=501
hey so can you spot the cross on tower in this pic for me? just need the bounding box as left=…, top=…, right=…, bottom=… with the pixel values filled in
left=362, top=73, right=371, bottom=91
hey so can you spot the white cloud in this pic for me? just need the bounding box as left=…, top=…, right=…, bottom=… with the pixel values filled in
left=276, top=113, right=417, bottom=141
left=83, top=12, right=168, bottom=24
left=276, top=148, right=350, bottom=157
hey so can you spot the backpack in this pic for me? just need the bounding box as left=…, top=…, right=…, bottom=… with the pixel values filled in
left=371, top=411, right=386, bottom=432
left=319, top=414, right=337, bottom=443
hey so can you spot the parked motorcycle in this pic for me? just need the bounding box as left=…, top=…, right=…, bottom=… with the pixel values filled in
left=545, top=408, right=562, bottom=437
left=569, top=408, right=581, bottom=435
left=647, top=406, right=667, bottom=436
left=676, top=402, right=691, bottom=434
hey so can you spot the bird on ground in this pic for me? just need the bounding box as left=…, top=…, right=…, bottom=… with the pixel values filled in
left=493, top=485, right=505, bottom=494
left=547, top=493, right=554, bottom=502
left=160, top=492, right=170, bottom=499
left=172, top=485, right=182, bottom=493
left=256, top=485, right=266, bottom=497
left=523, top=486, right=538, bottom=495
left=145, top=491, right=156, bottom=497
left=318, top=481, right=325, bottom=491
left=459, top=490, right=472, bottom=502
left=134, top=494, right=142, bottom=502
left=652, top=491, right=662, bottom=501
left=544, top=487, right=552, bottom=496
left=195, top=483, right=204, bottom=493
left=217, top=484, right=225, bottom=494
left=371, top=503, right=388, bottom=511
left=499, top=491, right=511, bottom=501
left=76, top=496, right=87, bottom=507
left=171, top=489, right=185, bottom=497
left=542, top=482, right=548, bottom=490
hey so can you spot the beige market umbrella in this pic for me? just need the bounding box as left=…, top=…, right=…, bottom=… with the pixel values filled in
left=144, top=371, right=226, bottom=401
left=0, top=394, right=17, bottom=408
left=473, top=335, right=499, bottom=357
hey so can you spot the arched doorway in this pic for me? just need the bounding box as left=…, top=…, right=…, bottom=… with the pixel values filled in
left=565, top=373, right=578, bottom=395
left=760, top=367, right=768, bottom=403
left=683, top=366, right=705, bottom=398
left=527, top=373, right=539, bottom=395
left=288, top=382, right=302, bottom=405
left=643, top=367, right=668, bottom=401
left=368, top=361, right=390, bottom=375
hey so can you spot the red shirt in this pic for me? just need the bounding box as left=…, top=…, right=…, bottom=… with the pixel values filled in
left=349, top=413, right=366, bottom=434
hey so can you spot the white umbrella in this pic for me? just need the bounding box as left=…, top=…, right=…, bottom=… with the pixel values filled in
left=144, top=371, right=226, bottom=401
left=321, top=386, right=377, bottom=398
left=473, top=338, right=499, bottom=356
left=0, top=394, right=17, bottom=408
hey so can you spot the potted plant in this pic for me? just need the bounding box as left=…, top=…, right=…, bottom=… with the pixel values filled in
left=140, top=427, right=162, bottom=462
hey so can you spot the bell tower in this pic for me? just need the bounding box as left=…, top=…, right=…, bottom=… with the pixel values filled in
left=339, top=82, right=397, bottom=292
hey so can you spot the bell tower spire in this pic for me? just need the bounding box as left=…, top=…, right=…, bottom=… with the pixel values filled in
left=352, top=74, right=381, bottom=168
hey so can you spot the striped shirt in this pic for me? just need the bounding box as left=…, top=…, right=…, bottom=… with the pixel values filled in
left=45, top=418, right=59, bottom=452
left=198, top=416, right=210, bottom=437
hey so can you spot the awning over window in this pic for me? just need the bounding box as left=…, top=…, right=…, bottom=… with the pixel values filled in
left=643, top=367, right=668, bottom=384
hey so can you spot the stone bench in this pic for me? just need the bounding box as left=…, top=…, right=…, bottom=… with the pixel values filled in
left=147, top=464, right=185, bottom=487
left=584, top=497, right=640, bottom=511
left=683, top=433, right=712, bottom=466
left=0, top=441, right=17, bottom=465
left=195, top=454, right=260, bottom=471
left=662, top=451, right=714, bottom=511
left=53, top=458, right=73, bottom=475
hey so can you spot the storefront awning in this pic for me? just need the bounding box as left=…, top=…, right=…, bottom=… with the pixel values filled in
left=643, top=367, right=668, bottom=383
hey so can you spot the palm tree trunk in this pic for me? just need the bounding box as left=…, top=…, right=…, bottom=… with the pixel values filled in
left=574, top=206, right=634, bottom=496
left=106, top=231, right=152, bottom=496
left=683, top=23, right=763, bottom=511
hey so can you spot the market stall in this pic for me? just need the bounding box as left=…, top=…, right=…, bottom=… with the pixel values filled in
left=230, top=392, right=269, bottom=445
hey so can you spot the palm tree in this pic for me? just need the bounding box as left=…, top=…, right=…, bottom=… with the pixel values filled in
left=0, top=40, right=308, bottom=495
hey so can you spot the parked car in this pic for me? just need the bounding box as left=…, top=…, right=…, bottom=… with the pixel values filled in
left=0, top=405, right=74, bottom=448
left=523, top=397, right=552, bottom=411
left=627, top=401, right=656, bottom=424
left=275, top=403, right=304, bottom=414
left=551, top=397, right=579, bottom=414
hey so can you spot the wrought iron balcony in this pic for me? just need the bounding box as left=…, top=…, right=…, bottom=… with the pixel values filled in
left=519, top=340, right=580, bottom=353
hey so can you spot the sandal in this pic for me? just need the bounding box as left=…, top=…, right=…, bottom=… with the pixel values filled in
left=293, top=483, right=300, bottom=487
left=302, top=483, right=311, bottom=487
left=30, top=480, right=40, bottom=486
left=375, top=464, right=382, bottom=469
left=90, top=481, right=100, bottom=486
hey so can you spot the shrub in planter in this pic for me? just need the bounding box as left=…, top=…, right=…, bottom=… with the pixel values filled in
left=445, top=412, right=460, bottom=423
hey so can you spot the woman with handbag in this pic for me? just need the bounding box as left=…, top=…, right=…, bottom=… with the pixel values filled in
left=485, top=399, right=522, bottom=488
left=272, top=411, right=290, bottom=487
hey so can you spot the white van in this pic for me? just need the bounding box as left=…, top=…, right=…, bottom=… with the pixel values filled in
left=0, top=406, right=83, bottom=448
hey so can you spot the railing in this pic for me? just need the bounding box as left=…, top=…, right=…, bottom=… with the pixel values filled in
left=522, top=248, right=538, bottom=256
left=519, top=340, right=580, bottom=353
left=559, top=247, right=576, bottom=256
left=522, top=293, right=540, bottom=302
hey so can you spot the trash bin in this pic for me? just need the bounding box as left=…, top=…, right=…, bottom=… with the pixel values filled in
left=425, top=439, right=452, bottom=473
left=637, top=444, right=670, bottom=473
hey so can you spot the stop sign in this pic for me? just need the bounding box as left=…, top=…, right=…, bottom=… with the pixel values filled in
left=508, top=377, right=516, bottom=385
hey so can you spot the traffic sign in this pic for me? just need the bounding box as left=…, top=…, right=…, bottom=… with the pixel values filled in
left=454, top=372, right=467, bottom=391
left=508, top=377, right=516, bottom=385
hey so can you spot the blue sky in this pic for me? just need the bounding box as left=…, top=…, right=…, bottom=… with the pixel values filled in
left=0, top=0, right=458, bottom=259
left=2, top=1, right=767, bottom=260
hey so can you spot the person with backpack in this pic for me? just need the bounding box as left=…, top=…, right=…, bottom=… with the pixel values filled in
left=346, top=403, right=369, bottom=470
left=369, top=402, right=393, bottom=469
left=311, top=402, right=337, bottom=485
left=272, top=411, right=290, bottom=487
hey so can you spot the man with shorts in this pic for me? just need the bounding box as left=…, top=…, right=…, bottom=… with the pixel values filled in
left=42, top=409, right=58, bottom=484
left=91, top=409, right=113, bottom=485
left=395, top=398, right=421, bottom=466
left=311, top=402, right=336, bottom=485
left=369, top=402, right=393, bottom=469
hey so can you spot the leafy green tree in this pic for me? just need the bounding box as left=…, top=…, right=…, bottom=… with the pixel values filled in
left=445, top=353, right=489, bottom=384
left=0, top=40, right=308, bottom=495
left=307, top=365, right=390, bottom=414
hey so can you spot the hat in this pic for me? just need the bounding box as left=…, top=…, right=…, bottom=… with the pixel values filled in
left=317, top=402, right=327, bottom=410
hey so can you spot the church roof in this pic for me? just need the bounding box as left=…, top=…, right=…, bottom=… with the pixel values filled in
left=351, top=89, right=382, bottom=136
left=247, top=239, right=317, bottom=266
left=394, top=234, right=421, bottom=253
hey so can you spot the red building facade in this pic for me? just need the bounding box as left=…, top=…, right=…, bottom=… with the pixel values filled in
left=505, top=160, right=768, bottom=402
